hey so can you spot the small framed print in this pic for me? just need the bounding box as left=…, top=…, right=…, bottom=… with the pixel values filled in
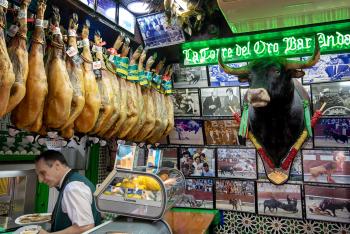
left=311, top=81, right=350, bottom=116
left=161, top=148, right=178, bottom=169
left=208, top=62, right=248, bottom=87
left=217, top=148, right=257, bottom=179
left=173, top=88, right=201, bottom=116
left=204, top=120, right=239, bottom=145
left=168, top=119, right=204, bottom=145
left=114, top=145, right=138, bottom=170
left=215, top=179, right=255, bottom=213
left=200, top=87, right=240, bottom=116
left=302, top=149, right=350, bottom=185
left=176, top=178, right=214, bottom=209
left=179, top=148, right=215, bottom=177
left=305, top=184, right=350, bottom=223
left=173, top=64, right=208, bottom=88
left=314, top=117, right=349, bottom=148
left=257, top=182, right=303, bottom=219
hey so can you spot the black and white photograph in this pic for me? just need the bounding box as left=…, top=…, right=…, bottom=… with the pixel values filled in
left=173, top=64, right=208, bottom=88
left=169, top=119, right=204, bottom=145
left=201, top=87, right=240, bottom=116
left=302, top=53, right=350, bottom=84
left=204, top=120, right=239, bottom=145
left=179, top=148, right=215, bottom=177
left=305, top=185, right=350, bottom=223
left=161, top=148, right=178, bottom=169
left=302, top=149, right=350, bottom=184
left=257, top=182, right=303, bottom=219
left=208, top=62, right=249, bottom=87
left=314, top=117, right=350, bottom=147
left=173, top=89, right=201, bottom=116
left=311, top=81, right=350, bottom=116
left=217, top=148, right=257, bottom=179
left=176, top=179, right=214, bottom=209
left=137, top=12, right=185, bottom=49
left=216, top=180, right=255, bottom=213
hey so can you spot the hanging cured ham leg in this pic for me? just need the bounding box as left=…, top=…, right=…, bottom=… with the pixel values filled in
left=6, top=0, right=31, bottom=113
left=11, top=0, right=48, bottom=132
left=160, top=66, right=174, bottom=139
left=0, top=2, right=15, bottom=117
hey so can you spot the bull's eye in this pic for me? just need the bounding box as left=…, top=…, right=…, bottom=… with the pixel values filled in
left=275, top=70, right=280, bottom=75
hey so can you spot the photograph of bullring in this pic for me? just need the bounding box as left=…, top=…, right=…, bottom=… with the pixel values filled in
left=257, top=182, right=303, bottom=219
left=303, top=149, right=350, bottom=185
left=215, top=180, right=255, bottom=213
left=176, top=179, right=213, bottom=209
left=305, top=185, right=350, bottom=223
left=217, top=148, right=257, bottom=179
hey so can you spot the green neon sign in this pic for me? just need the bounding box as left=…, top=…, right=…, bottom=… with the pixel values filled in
left=181, top=22, right=350, bottom=66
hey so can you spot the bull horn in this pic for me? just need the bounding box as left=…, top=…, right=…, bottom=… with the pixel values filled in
left=218, top=49, right=249, bottom=75
left=285, top=36, right=320, bottom=70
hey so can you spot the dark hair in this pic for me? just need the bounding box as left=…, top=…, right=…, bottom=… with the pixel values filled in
left=35, top=150, right=68, bottom=167
left=226, top=88, right=233, bottom=94
left=200, top=153, right=206, bottom=158
left=203, top=163, right=209, bottom=167
left=182, top=151, right=191, bottom=157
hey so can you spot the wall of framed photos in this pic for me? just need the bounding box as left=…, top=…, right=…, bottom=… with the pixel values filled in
left=160, top=52, right=350, bottom=228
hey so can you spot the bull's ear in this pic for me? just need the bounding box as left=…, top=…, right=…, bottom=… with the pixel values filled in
left=238, top=74, right=250, bottom=83
left=291, top=69, right=305, bottom=78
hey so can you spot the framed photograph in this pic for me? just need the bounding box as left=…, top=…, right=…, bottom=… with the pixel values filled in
left=179, top=148, right=215, bottom=177
left=257, top=182, right=303, bottom=219
left=135, top=147, right=146, bottom=168
left=173, top=89, right=201, bottom=116
left=173, top=64, right=208, bottom=88
left=78, top=0, right=94, bottom=8
left=240, top=88, right=248, bottom=106
left=302, top=53, right=350, bottom=84
left=96, top=0, right=116, bottom=22
left=168, top=119, right=204, bottom=145
left=305, top=185, right=350, bottom=223
left=314, top=117, right=349, bottom=147
left=204, top=120, right=239, bottom=145
left=215, top=180, right=255, bottom=213
left=114, top=145, right=138, bottom=170
left=208, top=62, right=249, bottom=87
left=311, top=81, right=350, bottom=116
left=176, top=178, right=214, bottom=209
left=217, top=148, right=257, bottom=179
left=136, top=12, right=185, bottom=49
left=161, top=148, right=178, bottom=169
left=302, top=149, right=350, bottom=185
left=118, top=6, right=136, bottom=34
left=201, top=87, right=240, bottom=116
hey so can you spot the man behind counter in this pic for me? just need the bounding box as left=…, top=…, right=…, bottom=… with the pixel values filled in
left=35, top=150, right=101, bottom=234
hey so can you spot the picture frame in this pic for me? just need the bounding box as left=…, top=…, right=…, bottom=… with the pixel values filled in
left=200, top=87, right=240, bottom=116
left=114, top=144, right=138, bottom=170
left=302, top=149, right=350, bottom=185
left=96, top=0, right=117, bottom=23
left=168, top=119, right=204, bottom=145
left=179, top=148, right=215, bottom=177
left=305, top=184, right=350, bottom=223
left=208, top=62, right=249, bottom=87
left=256, top=182, right=303, bottom=219
left=173, top=64, right=208, bottom=88
left=173, top=88, right=201, bottom=117
left=161, top=148, right=178, bottom=169
left=217, top=148, right=257, bottom=179
left=215, top=179, right=256, bottom=213
left=204, top=120, right=239, bottom=146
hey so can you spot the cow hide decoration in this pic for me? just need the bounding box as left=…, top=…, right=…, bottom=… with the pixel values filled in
left=219, top=40, right=321, bottom=185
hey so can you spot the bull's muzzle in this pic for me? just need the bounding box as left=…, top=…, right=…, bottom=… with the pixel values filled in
left=247, top=88, right=271, bottom=107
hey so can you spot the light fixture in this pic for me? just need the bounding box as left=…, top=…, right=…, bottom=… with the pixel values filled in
left=127, top=1, right=149, bottom=14
left=105, top=7, right=116, bottom=19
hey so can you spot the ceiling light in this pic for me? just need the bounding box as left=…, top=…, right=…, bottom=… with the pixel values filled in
left=127, top=1, right=150, bottom=14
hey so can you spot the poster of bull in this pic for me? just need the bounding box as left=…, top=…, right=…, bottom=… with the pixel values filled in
left=302, top=149, right=350, bottom=184
left=173, top=88, right=201, bottom=116
left=311, top=81, right=350, bottom=116
left=302, top=53, right=350, bottom=84
left=176, top=179, right=214, bottom=209
left=173, top=64, right=208, bottom=88
left=314, top=117, right=349, bottom=147
left=257, top=182, right=303, bottom=219
left=161, top=148, right=178, bottom=169
left=305, top=185, right=350, bottom=223
left=168, top=119, right=204, bottom=145
left=204, top=120, right=239, bottom=145
left=179, top=148, right=215, bottom=177
left=208, top=62, right=248, bottom=87
left=200, top=87, right=240, bottom=116
left=215, top=180, right=255, bottom=213
left=217, top=148, right=257, bottom=179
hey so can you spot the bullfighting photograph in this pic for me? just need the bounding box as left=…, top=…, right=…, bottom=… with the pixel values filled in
left=208, top=62, right=248, bottom=87
left=215, top=180, right=255, bottom=213
left=204, top=120, right=239, bottom=145
left=172, top=64, right=208, bottom=88
left=257, top=182, right=303, bottom=219
left=305, top=185, right=350, bottom=223
left=302, top=149, right=350, bottom=184
left=179, top=148, right=215, bottom=177
left=161, top=148, right=178, bottom=169
left=217, top=148, right=257, bottom=179
left=314, top=117, right=350, bottom=147
left=173, top=88, right=201, bottom=116
left=176, top=179, right=214, bottom=209
left=169, top=119, right=204, bottom=145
